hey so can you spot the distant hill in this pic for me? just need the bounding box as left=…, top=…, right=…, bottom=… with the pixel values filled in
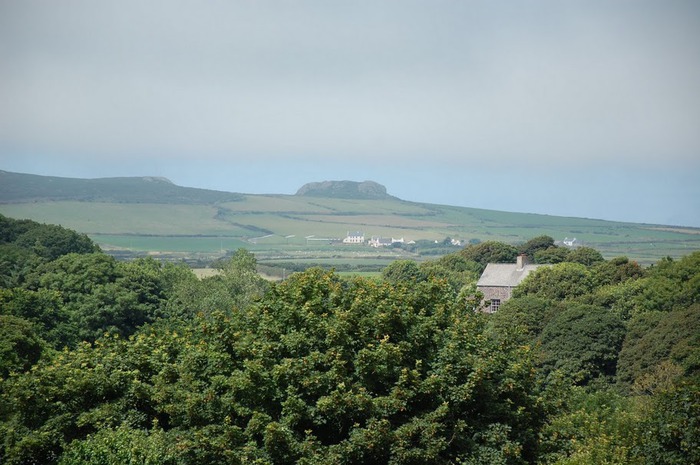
left=0, top=170, right=243, bottom=204
left=1, top=170, right=699, bottom=264
left=295, top=180, right=394, bottom=200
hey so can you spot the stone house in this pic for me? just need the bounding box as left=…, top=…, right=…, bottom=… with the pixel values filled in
left=476, top=255, right=546, bottom=312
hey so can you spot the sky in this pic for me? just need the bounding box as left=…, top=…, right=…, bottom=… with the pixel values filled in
left=1, top=1, right=699, bottom=226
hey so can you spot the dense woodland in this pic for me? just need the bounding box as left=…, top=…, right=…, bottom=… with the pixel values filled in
left=0, top=214, right=698, bottom=464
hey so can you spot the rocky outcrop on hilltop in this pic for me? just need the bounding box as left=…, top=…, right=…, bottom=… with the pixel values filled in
left=295, top=180, right=394, bottom=200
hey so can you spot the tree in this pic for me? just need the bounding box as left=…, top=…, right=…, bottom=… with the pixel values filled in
left=171, top=249, right=271, bottom=316
left=636, top=378, right=700, bottom=465
left=0, top=215, right=98, bottom=261
left=0, top=215, right=100, bottom=290
left=534, top=246, right=569, bottom=265
left=538, top=387, right=643, bottom=465
left=0, top=287, right=66, bottom=348
left=514, top=263, right=595, bottom=301
left=382, top=259, right=424, bottom=284
left=616, top=304, right=700, bottom=391
left=58, top=424, right=176, bottom=465
left=0, top=269, right=546, bottom=465
left=460, top=241, right=518, bottom=271
left=538, top=303, right=626, bottom=385
left=646, top=251, right=700, bottom=310
left=566, top=247, right=605, bottom=266
left=419, top=253, right=481, bottom=293
left=18, top=253, right=173, bottom=347
left=518, top=235, right=555, bottom=258
left=0, top=315, right=44, bottom=378
left=592, top=256, right=645, bottom=287
left=487, top=296, right=554, bottom=345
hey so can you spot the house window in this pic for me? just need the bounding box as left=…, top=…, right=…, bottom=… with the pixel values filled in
left=490, top=299, right=501, bottom=312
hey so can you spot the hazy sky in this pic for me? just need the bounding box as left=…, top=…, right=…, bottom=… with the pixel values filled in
left=1, top=1, right=699, bottom=226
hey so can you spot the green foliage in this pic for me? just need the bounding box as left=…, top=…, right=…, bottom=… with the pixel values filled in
left=0, top=214, right=99, bottom=288
left=12, top=223, right=98, bottom=261
left=647, top=252, right=700, bottom=308
left=538, top=388, right=643, bottom=465
left=538, top=303, right=626, bottom=385
left=0, top=269, right=545, bottom=464
left=565, top=247, right=605, bottom=266
left=0, top=214, right=97, bottom=258
left=58, top=424, right=177, bottom=465
left=0, top=255, right=193, bottom=352
left=636, top=378, right=700, bottom=465
left=533, top=246, right=569, bottom=265
left=518, top=235, right=555, bottom=258
left=487, top=296, right=554, bottom=345
left=617, top=304, right=700, bottom=391
left=578, top=258, right=647, bottom=319
left=17, top=254, right=168, bottom=347
left=381, top=259, right=425, bottom=284
left=1, top=217, right=699, bottom=465
left=591, top=256, right=645, bottom=287
left=166, top=249, right=269, bottom=318
left=460, top=241, right=519, bottom=271
left=0, top=244, right=37, bottom=288
left=539, top=378, right=700, bottom=465
left=513, top=263, right=594, bottom=301
left=0, top=287, right=66, bottom=346
left=0, top=315, right=44, bottom=378
left=417, top=253, right=481, bottom=298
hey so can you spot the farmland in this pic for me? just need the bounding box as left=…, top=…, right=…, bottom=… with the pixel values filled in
left=1, top=171, right=699, bottom=267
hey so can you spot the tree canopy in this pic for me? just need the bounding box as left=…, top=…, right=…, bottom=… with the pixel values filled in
left=0, top=224, right=698, bottom=465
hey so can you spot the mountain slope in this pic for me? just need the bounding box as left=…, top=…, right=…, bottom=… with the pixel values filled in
left=295, top=180, right=395, bottom=200
left=0, top=170, right=243, bottom=204
left=1, top=170, right=698, bottom=263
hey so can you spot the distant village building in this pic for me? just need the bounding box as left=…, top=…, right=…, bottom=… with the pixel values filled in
left=368, top=236, right=405, bottom=248
left=368, top=236, right=392, bottom=247
left=563, top=237, right=579, bottom=247
left=476, top=255, right=547, bottom=313
left=343, top=231, right=365, bottom=244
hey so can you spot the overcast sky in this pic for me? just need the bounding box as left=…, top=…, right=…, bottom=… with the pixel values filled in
left=1, top=1, right=699, bottom=226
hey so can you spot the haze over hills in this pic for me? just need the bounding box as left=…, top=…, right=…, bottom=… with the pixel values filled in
left=1, top=170, right=698, bottom=264
left=1, top=171, right=394, bottom=204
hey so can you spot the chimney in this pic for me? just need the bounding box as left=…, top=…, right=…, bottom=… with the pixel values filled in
left=516, top=254, right=529, bottom=270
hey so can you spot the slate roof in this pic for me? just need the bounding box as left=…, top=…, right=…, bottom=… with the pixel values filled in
left=476, top=263, right=544, bottom=288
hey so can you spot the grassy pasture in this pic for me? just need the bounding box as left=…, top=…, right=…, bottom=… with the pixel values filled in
left=300, top=214, right=453, bottom=229
left=220, top=195, right=336, bottom=214
left=0, top=202, right=243, bottom=235
left=2, top=194, right=699, bottom=265
left=92, top=234, right=250, bottom=253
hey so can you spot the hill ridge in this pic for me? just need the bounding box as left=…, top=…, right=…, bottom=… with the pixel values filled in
left=295, top=180, right=395, bottom=200
left=1, top=170, right=698, bottom=263
left=0, top=170, right=243, bottom=205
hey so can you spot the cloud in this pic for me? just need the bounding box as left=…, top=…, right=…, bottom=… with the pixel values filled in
left=1, top=2, right=699, bottom=174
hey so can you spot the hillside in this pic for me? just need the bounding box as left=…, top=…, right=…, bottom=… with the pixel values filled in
left=1, top=170, right=698, bottom=263
left=295, top=180, right=395, bottom=200
left=0, top=170, right=243, bottom=204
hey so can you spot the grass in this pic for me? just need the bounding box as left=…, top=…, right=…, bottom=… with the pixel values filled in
left=2, top=194, right=699, bottom=265
left=93, top=234, right=250, bottom=253
left=0, top=202, right=242, bottom=235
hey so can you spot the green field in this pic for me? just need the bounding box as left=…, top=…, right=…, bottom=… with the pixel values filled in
left=3, top=193, right=699, bottom=265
